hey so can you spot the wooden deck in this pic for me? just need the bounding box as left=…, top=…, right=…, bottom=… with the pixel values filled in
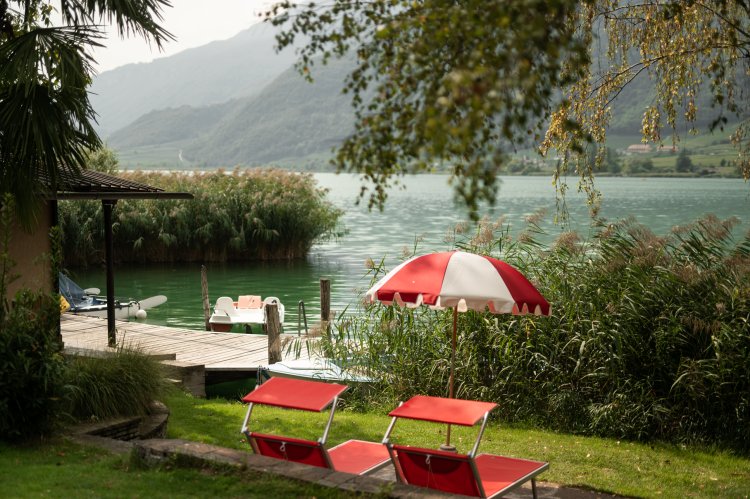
left=61, top=314, right=315, bottom=378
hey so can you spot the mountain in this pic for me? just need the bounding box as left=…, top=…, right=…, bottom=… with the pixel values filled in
left=90, top=22, right=297, bottom=136
left=109, top=56, right=357, bottom=169
left=102, top=25, right=747, bottom=170
left=184, top=56, right=357, bottom=167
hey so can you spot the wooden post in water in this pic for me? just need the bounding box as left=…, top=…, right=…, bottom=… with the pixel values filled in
left=201, top=265, right=211, bottom=331
left=320, top=278, right=331, bottom=334
left=266, top=303, right=282, bottom=365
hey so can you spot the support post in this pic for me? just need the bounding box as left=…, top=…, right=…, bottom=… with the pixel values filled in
left=103, top=199, right=117, bottom=347
left=201, top=265, right=210, bottom=331
left=320, top=278, right=330, bottom=332
left=266, top=303, right=281, bottom=365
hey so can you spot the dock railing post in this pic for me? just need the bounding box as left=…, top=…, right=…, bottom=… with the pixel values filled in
left=320, top=278, right=330, bottom=335
left=201, top=265, right=210, bottom=331
left=266, top=303, right=282, bottom=365
left=103, top=199, right=117, bottom=347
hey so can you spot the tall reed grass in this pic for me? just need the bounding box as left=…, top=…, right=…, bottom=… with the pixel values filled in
left=62, top=347, right=168, bottom=421
left=322, top=214, right=750, bottom=453
left=59, top=169, right=343, bottom=266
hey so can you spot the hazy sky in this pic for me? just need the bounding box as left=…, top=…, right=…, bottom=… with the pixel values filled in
left=91, top=0, right=274, bottom=72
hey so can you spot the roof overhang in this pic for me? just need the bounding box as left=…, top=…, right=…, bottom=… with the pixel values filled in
left=46, top=169, right=193, bottom=201
left=53, top=191, right=194, bottom=201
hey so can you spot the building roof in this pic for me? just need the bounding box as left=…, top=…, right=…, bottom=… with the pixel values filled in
left=625, top=144, right=652, bottom=153
left=48, top=169, right=193, bottom=201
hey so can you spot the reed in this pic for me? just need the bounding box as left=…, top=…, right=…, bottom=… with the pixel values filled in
left=322, top=214, right=750, bottom=452
left=62, top=346, right=169, bottom=421
left=58, top=169, right=343, bottom=266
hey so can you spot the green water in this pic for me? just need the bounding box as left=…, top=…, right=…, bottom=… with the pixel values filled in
left=68, top=174, right=749, bottom=330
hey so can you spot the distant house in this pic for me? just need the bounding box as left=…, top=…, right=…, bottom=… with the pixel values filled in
left=625, top=144, right=652, bottom=154
left=657, top=145, right=679, bottom=153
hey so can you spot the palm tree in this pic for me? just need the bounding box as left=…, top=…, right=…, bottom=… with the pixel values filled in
left=0, top=0, right=173, bottom=223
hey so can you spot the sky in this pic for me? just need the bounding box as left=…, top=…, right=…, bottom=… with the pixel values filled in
left=91, top=0, right=274, bottom=72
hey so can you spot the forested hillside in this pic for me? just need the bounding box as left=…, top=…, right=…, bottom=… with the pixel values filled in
left=109, top=57, right=357, bottom=168
left=184, top=56, right=357, bottom=167
left=91, top=22, right=296, bottom=136
left=100, top=27, right=746, bottom=170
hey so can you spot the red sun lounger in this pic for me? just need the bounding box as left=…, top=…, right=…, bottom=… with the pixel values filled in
left=240, top=377, right=390, bottom=475
left=383, top=395, right=549, bottom=498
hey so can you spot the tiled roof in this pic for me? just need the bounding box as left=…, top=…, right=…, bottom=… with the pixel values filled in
left=56, top=169, right=164, bottom=193
left=47, top=169, right=192, bottom=200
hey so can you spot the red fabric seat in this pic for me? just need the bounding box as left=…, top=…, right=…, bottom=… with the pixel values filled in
left=391, top=444, right=548, bottom=498
left=241, top=377, right=389, bottom=475
left=474, top=453, right=549, bottom=497
left=328, top=439, right=391, bottom=475
left=384, top=395, right=548, bottom=498
left=249, top=432, right=330, bottom=468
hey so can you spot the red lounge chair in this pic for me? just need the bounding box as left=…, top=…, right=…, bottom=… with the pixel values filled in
left=384, top=395, right=549, bottom=498
left=240, top=377, right=390, bottom=475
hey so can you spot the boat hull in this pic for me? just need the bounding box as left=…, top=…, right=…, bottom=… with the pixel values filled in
left=208, top=296, right=285, bottom=333
left=68, top=295, right=167, bottom=319
left=259, top=359, right=375, bottom=384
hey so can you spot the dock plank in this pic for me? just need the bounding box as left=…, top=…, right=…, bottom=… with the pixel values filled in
left=61, top=315, right=313, bottom=373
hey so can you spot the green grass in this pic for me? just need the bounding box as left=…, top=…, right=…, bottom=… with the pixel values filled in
left=0, top=438, right=357, bottom=498
left=165, top=391, right=750, bottom=498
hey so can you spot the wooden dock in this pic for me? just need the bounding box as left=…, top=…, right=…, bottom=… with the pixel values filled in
left=61, top=314, right=316, bottom=395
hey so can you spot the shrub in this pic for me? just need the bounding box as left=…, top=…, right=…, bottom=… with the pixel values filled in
left=62, top=347, right=169, bottom=421
left=0, top=196, right=65, bottom=441
left=323, top=214, right=750, bottom=452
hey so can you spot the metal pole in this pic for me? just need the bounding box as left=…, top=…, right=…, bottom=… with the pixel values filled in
left=103, top=200, right=117, bottom=347
left=442, top=306, right=458, bottom=451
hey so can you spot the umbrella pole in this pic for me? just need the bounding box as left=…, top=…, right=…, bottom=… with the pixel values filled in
left=442, top=306, right=458, bottom=451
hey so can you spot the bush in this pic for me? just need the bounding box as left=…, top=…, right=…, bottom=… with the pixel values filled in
left=324, top=214, right=750, bottom=452
left=0, top=196, right=64, bottom=441
left=626, top=157, right=654, bottom=174
left=58, top=168, right=344, bottom=266
left=62, top=347, right=169, bottom=421
left=0, top=290, right=65, bottom=440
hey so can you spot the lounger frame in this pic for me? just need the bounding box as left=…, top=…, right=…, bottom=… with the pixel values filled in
left=382, top=395, right=548, bottom=498
left=240, top=377, right=390, bottom=475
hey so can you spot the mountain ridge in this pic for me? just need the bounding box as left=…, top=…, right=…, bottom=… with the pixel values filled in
left=91, top=21, right=297, bottom=136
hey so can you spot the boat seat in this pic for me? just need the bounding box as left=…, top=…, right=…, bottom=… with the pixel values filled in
left=215, top=296, right=238, bottom=317
left=238, top=295, right=262, bottom=309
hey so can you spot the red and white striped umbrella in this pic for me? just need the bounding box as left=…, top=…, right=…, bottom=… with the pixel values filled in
left=365, top=250, right=550, bottom=448
left=365, top=250, right=550, bottom=316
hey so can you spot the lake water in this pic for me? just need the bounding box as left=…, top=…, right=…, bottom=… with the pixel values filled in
left=69, top=174, right=749, bottom=330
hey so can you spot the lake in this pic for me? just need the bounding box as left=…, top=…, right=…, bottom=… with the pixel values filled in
left=69, top=174, right=749, bottom=331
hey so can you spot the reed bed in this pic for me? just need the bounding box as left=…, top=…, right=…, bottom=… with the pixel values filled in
left=322, top=214, right=750, bottom=453
left=59, top=169, right=343, bottom=266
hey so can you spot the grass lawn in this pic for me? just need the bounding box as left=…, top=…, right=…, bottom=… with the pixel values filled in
left=0, top=438, right=355, bottom=498
left=3, top=389, right=748, bottom=498
left=165, top=391, right=750, bottom=498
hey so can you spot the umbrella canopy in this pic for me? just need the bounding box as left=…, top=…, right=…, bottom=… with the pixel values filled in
left=365, top=250, right=550, bottom=449
left=365, top=250, right=550, bottom=316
